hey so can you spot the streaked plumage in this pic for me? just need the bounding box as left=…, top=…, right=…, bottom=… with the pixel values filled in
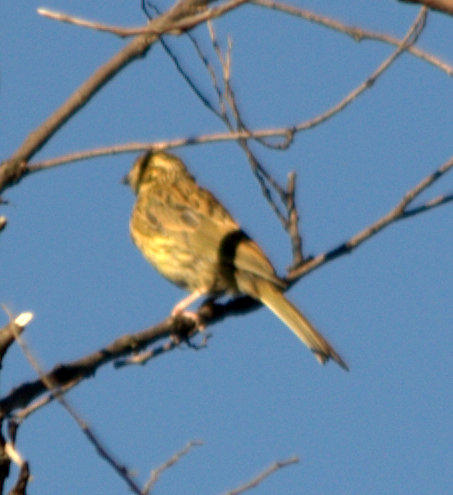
left=125, top=151, right=347, bottom=370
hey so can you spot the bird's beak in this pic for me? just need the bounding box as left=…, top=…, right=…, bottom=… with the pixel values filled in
left=121, top=173, right=130, bottom=186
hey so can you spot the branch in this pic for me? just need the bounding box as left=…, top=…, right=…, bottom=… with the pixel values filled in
left=23, top=129, right=301, bottom=174
left=288, top=155, right=453, bottom=281
left=37, top=8, right=146, bottom=37
left=221, top=456, right=299, bottom=495
left=17, top=5, right=426, bottom=194
left=4, top=311, right=144, bottom=494
left=143, top=440, right=203, bottom=495
left=0, top=312, right=34, bottom=368
left=8, top=461, right=30, bottom=495
left=253, top=0, right=453, bottom=75
left=66, top=404, right=142, bottom=494
left=2, top=152, right=451, bottom=416
left=142, top=2, right=226, bottom=119
left=19, top=7, right=428, bottom=185
left=2, top=161, right=450, bottom=417
left=286, top=172, right=304, bottom=268
left=3, top=443, right=30, bottom=495
left=0, top=315, right=198, bottom=418
left=0, top=0, right=249, bottom=193
left=292, top=7, right=428, bottom=134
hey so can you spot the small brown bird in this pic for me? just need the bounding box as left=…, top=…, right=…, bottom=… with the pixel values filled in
left=125, top=151, right=347, bottom=370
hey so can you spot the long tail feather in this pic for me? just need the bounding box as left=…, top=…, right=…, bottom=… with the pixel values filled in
left=258, top=281, right=348, bottom=370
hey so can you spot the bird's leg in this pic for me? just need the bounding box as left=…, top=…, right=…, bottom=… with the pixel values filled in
left=171, top=288, right=209, bottom=335
left=171, top=288, right=207, bottom=316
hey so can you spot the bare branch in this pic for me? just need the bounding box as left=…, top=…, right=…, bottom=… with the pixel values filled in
left=288, top=155, right=453, bottom=281
left=292, top=7, right=428, bottom=133
left=1, top=147, right=451, bottom=415
left=402, top=192, right=453, bottom=218
left=22, top=8, right=428, bottom=181
left=142, top=2, right=225, bottom=119
left=253, top=0, right=453, bottom=76
left=3, top=150, right=451, bottom=418
left=37, top=7, right=145, bottom=37
left=4, top=437, right=30, bottom=495
left=220, top=456, right=299, bottom=495
left=5, top=315, right=144, bottom=494
left=22, top=132, right=297, bottom=174
left=0, top=315, right=198, bottom=418
left=114, top=331, right=210, bottom=368
left=0, top=0, right=250, bottom=193
left=286, top=172, right=304, bottom=267
left=0, top=311, right=34, bottom=368
left=143, top=440, right=203, bottom=495
left=158, top=35, right=224, bottom=118
left=205, top=22, right=293, bottom=227
left=66, top=405, right=142, bottom=494
left=7, top=461, right=30, bottom=495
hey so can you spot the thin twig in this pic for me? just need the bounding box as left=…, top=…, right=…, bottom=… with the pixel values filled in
left=6, top=321, right=143, bottom=494
left=0, top=0, right=249, bottom=193
left=288, top=154, right=453, bottom=281
left=286, top=172, right=304, bottom=266
left=205, top=22, right=292, bottom=227
left=0, top=311, right=33, bottom=367
left=143, top=2, right=225, bottom=119
left=220, top=456, right=299, bottom=495
left=161, top=36, right=224, bottom=118
left=23, top=9, right=429, bottom=179
left=402, top=192, right=453, bottom=218
left=292, top=7, right=428, bottom=133
left=8, top=462, right=30, bottom=495
left=143, top=440, right=203, bottom=495
left=37, top=7, right=145, bottom=37
left=17, top=130, right=298, bottom=173
left=253, top=0, right=453, bottom=76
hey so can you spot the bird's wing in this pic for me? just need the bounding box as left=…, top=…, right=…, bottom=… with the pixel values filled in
left=143, top=183, right=285, bottom=288
left=233, top=238, right=287, bottom=288
left=142, top=184, right=238, bottom=260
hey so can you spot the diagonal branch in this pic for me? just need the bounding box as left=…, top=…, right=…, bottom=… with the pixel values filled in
left=253, top=0, right=453, bottom=75
left=1, top=155, right=451, bottom=417
left=6, top=311, right=143, bottom=494
left=143, top=440, right=203, bottom=494
left=287, top=155, right=453, bottom=281
left=220, top=456, right=299, bottom=495
left=292, top=7, right=428, bottom=134
left=37, top=8, right=147, bottom=37
left=0, top=315, right=196, bottom=418
left=17, top=6, right=429, bottom=187
left=0, top=0, right=249, bottom=193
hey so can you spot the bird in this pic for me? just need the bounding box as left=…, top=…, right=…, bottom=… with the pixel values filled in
left=124, top=150, right=348, bottom=370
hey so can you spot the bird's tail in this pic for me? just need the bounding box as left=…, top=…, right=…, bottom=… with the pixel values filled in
left=257, top=281, right=348, bottom=370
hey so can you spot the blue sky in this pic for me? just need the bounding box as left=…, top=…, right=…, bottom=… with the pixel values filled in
left=1, top=1, right=452, bottom=494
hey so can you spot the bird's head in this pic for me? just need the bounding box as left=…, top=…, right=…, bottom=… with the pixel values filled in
left=123, top=151, right=190, bottom=194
